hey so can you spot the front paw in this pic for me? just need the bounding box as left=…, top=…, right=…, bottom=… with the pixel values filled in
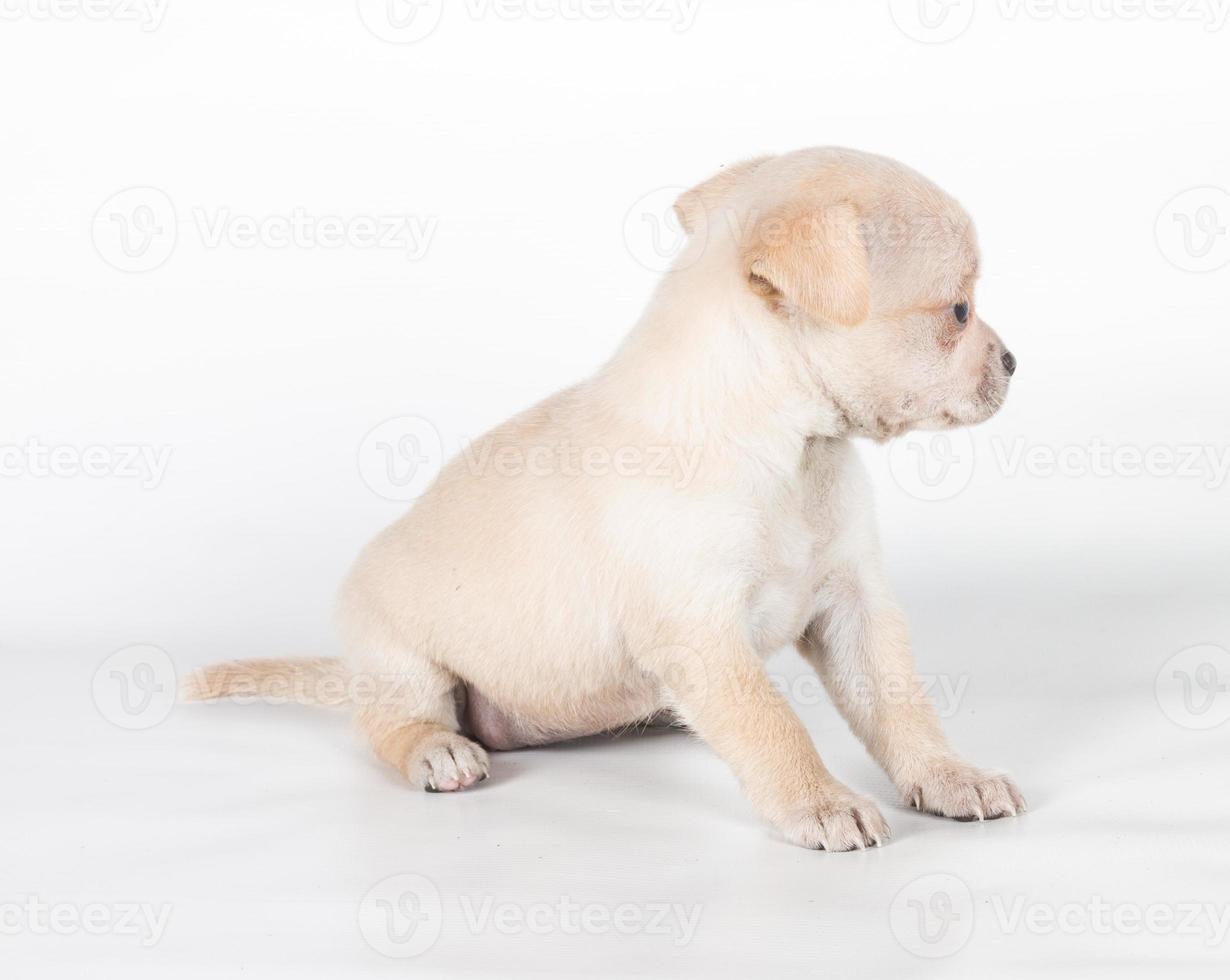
left=778, top=791, right=891, bottom=851
left=902, top=759, right=1025, bottom=822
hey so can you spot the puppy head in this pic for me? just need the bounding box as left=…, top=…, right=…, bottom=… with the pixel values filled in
left=675, top=149, right=1016, bottom=440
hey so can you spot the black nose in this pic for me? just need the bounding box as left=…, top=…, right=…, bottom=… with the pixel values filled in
left=1001, top=350, right=1017, bottom=376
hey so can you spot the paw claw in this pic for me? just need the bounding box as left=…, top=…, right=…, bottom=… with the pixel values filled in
left=902, top=761, right=1023, bottom=823
left=406, top=731, right=491, bottom=793
left=782, top=792, right=890, bottom=852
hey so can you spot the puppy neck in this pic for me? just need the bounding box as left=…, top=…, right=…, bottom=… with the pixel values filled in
left=592, top=263, right=851, bottom=469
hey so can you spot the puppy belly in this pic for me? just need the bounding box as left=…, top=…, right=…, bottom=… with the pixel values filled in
left=461, top=684, right=668, bottom=751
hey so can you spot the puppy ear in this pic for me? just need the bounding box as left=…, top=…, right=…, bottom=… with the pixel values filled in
left=673, top=156, right=773, bottom=236
left=742, top=201, right=870, bottom=326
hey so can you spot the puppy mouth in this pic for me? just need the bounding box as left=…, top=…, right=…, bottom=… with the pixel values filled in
left=976, top=367, right=1011, bottom=415
left=911, top=374, right=1010, bottom=432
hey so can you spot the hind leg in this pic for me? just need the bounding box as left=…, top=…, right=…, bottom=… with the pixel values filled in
left=353, top=650, right=490, bottom=792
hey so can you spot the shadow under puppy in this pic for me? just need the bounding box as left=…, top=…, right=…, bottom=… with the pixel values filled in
left=186, top=147, right=1025, bottom=851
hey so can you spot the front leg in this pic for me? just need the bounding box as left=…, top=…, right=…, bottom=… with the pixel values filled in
left=636, top=635, right=890, bottom=851
left=798, top=569, right=1026, bottom=821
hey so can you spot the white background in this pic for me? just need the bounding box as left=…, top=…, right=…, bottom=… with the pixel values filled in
left=2, top=1, right=1229, bottom=977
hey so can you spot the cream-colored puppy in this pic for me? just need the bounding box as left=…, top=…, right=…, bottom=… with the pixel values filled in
left=187, top=147, right=1025, bottom=851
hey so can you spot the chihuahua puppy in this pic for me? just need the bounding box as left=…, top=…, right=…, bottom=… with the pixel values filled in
left=187, top=147, right=1024, bottom=851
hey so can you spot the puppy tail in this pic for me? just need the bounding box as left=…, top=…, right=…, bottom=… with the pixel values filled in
left=180, top=657, right=351, bottom=708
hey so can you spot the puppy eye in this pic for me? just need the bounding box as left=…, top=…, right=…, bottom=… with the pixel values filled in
left=953, top=302, right=970, bottom=326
